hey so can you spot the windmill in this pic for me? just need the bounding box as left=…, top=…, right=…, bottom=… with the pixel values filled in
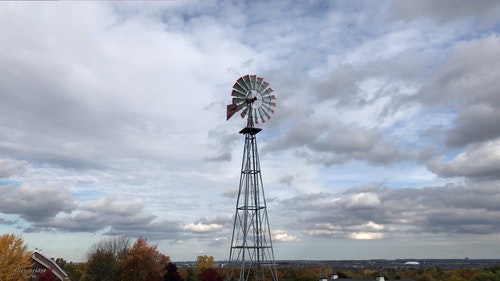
left=226, top=75, right=278, bottom=281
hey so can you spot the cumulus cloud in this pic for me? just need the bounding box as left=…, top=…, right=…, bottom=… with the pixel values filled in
left=184, top=223, right=223, bottom=233
left=264, top=119, right=410, bottom=166
left=0, top=184, right=76, bottom=222
left=285, top=182, right=500, bottom=239
left=446, top=104, right=500, bottom=147
left=273, top=230, right=300, bottom=242
left=427, top=139, right=500, bottom=179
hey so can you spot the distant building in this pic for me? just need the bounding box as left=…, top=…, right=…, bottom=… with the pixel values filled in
left=320, top=273, right=414, bottom=281
left=30, top=251, right=70, bottom=281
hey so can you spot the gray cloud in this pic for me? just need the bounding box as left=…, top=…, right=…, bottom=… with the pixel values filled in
left=32, top=197, right=156, bottom=232
left=446, top=104, right=500, bottom=147
left=264, top=118, right=410, bottom=166
left=0, top=184, right=76, bottom=222
left=282, top=181, right=500, bottom=239
left=0, top=159, right=27, bottom=178
left=18, top=194, right=230, bottom=242
left=427, top=139, right=500, bottom=179
left=204, top=128, right=240, bottom=162
left=390, top=0, right=500, bottom=24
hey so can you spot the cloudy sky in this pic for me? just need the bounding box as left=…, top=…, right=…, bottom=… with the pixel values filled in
left=2, top=1, right=500, bottom=262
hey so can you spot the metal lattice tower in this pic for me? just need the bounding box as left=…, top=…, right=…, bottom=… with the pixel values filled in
left=226, top=75, right=278, bottom=281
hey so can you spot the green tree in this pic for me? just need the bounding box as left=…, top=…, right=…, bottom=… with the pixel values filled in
left=64, top=261, right=86, bottom=281
left=0, top=233, right=33, bottom=281
left=121, top=237, right=170, bottom=281
left=181, top=267, right=197, bottom=281
left=85, top=236, right=131, bottom=281
left=473, top=271, right=499, bottom=281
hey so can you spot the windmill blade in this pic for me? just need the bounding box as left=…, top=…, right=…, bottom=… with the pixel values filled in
left=242, top=75, right=252, bottom=91
left=240, top=105, right=250, bottom=119
left=262, top=100, right=276, bottom=108
left=262, top=93, right=276, bottom=101
left=255, top=77, right=264, bottom=92
left=249, top=75, right=257, bottom=90
left=233, top=81, right=248, bottom=94
left=259, top=107, right=271, bottom=120
left=257, top=107, right=266, bottom=123
left=231, top=89, right=246, bottom=99
left=262, top=95, right=276, bottom=106
left=232, top=96, right=247, bottom=103
left=261, top=88, right=274, bottom=97
left=236, top=77, right=250, bottom=92
left=261, top=103, right=275, bottom=115
left=232, top=98, right=247, bottom=108
left=252, top=108, right=259, bottom=124
left=261, top=81, right=270, bottom=91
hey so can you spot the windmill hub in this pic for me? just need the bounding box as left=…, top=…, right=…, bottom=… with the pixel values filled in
left=247, top=90, right=262, bottom=107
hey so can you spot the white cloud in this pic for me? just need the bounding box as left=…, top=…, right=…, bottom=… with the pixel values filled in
left=273, top=231, right=300, bottom=242
left=183, top=223, right=223, bottom=233
left=348, top=232, right=384, bottom=240
left=342, top=192, right=381, bottom=210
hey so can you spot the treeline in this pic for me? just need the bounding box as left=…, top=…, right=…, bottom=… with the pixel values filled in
left=56, top=236, right=223, bottom=281
left=315, top=267, right=500, bottom=281
left=0, top=234, right=220, bottom=281
left=2, top=233, right=500, bottom=281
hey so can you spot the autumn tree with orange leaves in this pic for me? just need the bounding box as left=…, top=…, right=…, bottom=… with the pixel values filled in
left=0, top=233, right=33, bottom=281
left=121, top=237, right=170, bottom=281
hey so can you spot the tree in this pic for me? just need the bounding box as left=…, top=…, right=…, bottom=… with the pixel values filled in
left=38, top=268, right=57, bottom=281
left=64, top=261, right=86, bottom=281
left=164, top=262, right=183, bottom=281
left=196, top=255, right=216, bottom=277
left=199, top=268, right=224, bottom=281
left=54, top=257, right=67, bottom=271
left=0, top=233, right=33, bottom=281
left=181, top=267, right=196, bottom=281
left=85, top=236, right=131, bottom=281
left=121, top=237, right=170, bottom=281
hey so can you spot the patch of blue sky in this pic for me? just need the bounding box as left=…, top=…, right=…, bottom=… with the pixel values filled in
left=387, top=107, right=457, bottom=147
left=73, top=186, right=108, bottom=202
left=317, top=161, right=382, bottom=190
left=453, top=17, right=500, bottom=42
left=0, top=179, right=21, bottom=187
left=0, top=214, right=28, bottom=233
left=442, top=149, right=463, bottom=162
left=258, top=127, right=282, bottom=143
left=318, top=159, right=447, bottom=191
left=493, top=22, right=500, bottom=34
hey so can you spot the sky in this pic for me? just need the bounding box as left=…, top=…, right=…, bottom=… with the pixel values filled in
left=1, top=0, right=500, bottom=262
